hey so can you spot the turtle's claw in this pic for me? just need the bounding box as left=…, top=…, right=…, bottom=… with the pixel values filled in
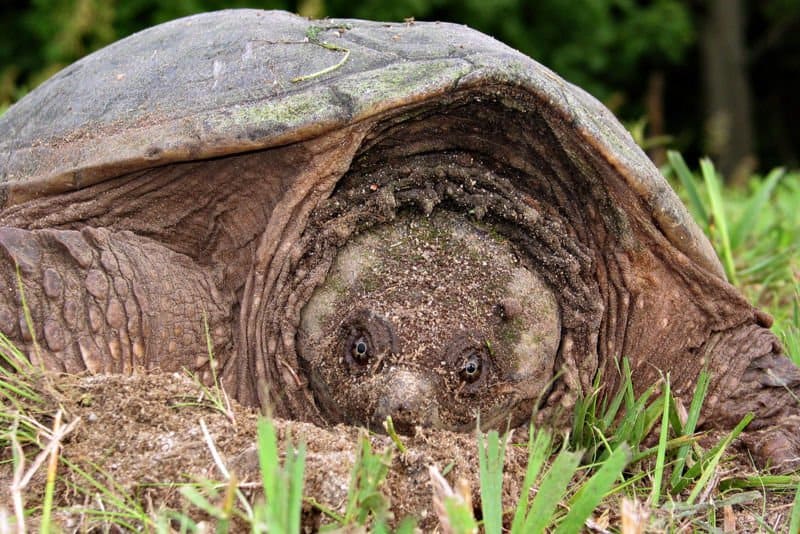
left=710, top=351, right=800, bottom=473
left=743, top=416, right=800, bottom=473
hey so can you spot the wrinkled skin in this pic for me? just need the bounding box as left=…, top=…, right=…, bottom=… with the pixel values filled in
left=0, top=10, right=798, bottom=472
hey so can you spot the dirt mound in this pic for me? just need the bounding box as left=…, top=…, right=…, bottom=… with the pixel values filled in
left=1, top=371, right=528, bottom=531
left=1, top=371, right=795, bottom=532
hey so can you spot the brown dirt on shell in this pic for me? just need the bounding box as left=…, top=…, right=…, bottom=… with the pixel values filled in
left=1, top=371, right=796, bottom=532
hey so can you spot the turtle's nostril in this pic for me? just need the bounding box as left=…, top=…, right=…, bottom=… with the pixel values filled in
left=372, top=370, right=440, bottom=434
left=375, top=396, right=419, bottom=424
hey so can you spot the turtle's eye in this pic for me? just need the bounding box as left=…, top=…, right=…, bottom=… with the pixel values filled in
left=340, top=309, right=398, bottom=372
left=444, top=334, right=491, bottom=390
left=459, top=352, right=482, bottom=383
left=352, top=337, right=370, bottom=363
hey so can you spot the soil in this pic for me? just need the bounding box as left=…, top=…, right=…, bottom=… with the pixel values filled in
left=0, top=371, right=530, bottom=532
left=1, top=371, right=795, bottom=532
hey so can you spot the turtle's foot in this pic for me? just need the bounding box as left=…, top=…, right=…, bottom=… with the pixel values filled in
left=711, top=350, right=800, bottom=473
left=742, top=417, right=800, bottom=473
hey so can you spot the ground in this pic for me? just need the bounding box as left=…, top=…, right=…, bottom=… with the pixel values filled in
left=1, top=371, right=528, bottom=531
left=1, top=370, right=797, bottom=532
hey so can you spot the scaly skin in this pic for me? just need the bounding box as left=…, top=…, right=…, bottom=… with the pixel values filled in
left=0, top=226, right=232, bottom=378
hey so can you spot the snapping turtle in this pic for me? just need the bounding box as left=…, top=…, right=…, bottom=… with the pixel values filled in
left=0, top=10, right=797, bottom=469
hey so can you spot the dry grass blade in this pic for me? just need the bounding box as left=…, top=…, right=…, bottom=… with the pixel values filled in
left=429, top=466, right=452, bottom=532
left=429, top=466, right=476, bottom=534
left=198, top=418, right=254, bottom=520
left=0, top=508, right=12, bottom=534
left=200, top=418, right=231, bottom=480
left=723, top=504, right=736, bottom=533
left=8, top=409, right=80, bottom=533
left=620, top=498, right=649, bottom=534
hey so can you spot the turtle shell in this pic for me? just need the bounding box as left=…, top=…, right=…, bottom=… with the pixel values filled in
left=0, top=9, right=721, bottom=279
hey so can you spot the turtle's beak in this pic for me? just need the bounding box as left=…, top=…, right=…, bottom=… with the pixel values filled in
left=371, top=369, right=441, bottom=435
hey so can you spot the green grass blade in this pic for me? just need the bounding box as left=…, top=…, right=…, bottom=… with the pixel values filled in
left=667, top=151, right=708, bottom=228
left=40, top=416, right=62, bottom=534
left=59, top=459, right=160, bottom=531
left=600, top=372, right=628, bottom=431
left=252, top=421, right=307, bottom=531
left=630, top=434, right=697, bottom=464
left=287, top=440, right=307, bottom=534
left=788, top=480, right=800, bottom=534
left=737, top=246, right=798, bottom=278
left=700, top=158, right=737, bottom=284
left=338, top=434, right=392, bottom=527
left=510, top=427, right=553, bottom=533
left=570, top=394, right=592, bottom=450
left=720, top=474, right=800, bottom=491
left=622, top=357, right=636, bottom=414
left=686, top=413, right=753, bottom=504
left=729, top=167, right=784, bottom=250
left=615, top=381, right=660, bottom=451
left=180, top=485, right=223, bottom=519
left=157, top=511, right=200, bottom=533
left=781, top=321, right=800, bottom=366
left=670, top=369, right=710, bottom=490
left=554, top=444, right=630, bottom=534
left=521, top=447, right=582, bottom=534
left=256, top=417, right=279, bottom=525
left=649, top=375, right=671, bottom=505
left=394, top=517, right=418, bottom=534
left=443, top=497, right=479, bottom=534
left=477, top=429, right=505, bottom=534
left=0, top=330, right=36, bottom=374
left=0, top=374, right=40, bottom=404
left=613, top=359, right=664, bottom=450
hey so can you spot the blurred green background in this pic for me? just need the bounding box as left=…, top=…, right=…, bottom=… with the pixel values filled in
left=1, top=0, right=799, bottom=180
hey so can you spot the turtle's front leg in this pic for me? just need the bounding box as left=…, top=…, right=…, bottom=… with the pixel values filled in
left=0, top=226, right=233, bottom=381
left=712, top=347, right=800, bottom=472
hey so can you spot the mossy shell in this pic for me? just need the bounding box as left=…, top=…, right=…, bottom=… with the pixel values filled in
left=0, top=8, right=722, bottom=278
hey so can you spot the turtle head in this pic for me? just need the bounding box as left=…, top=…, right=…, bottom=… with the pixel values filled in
left=297, top=210, right=560, bottom=434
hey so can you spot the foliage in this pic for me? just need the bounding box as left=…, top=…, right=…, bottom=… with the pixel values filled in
left=444, top=361, right=755, bottom=532
left=254, top=417, right=306, bottom=533
left=322, top=432, right=395, bottom=530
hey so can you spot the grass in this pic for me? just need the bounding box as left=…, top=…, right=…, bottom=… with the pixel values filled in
left=290, top=25, right=351, bottom=83
left=161, top=417, right=307, bottom=533
left=1, top=153, right=799, bottom=531
left=256, top=417, right=306, bottom=533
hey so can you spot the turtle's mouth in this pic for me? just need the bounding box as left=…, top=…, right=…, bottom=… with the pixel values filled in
left=368, top=369, right=443, bottom=435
